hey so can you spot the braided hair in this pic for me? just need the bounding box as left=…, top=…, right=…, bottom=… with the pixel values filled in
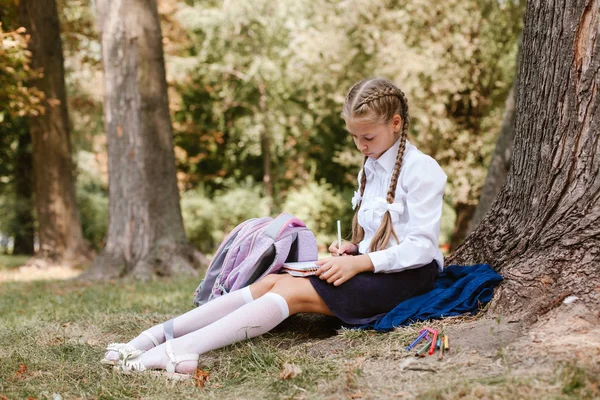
left=343, top=78, right=411, bottom=252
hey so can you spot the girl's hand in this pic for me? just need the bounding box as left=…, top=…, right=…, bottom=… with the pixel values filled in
left=315, top=255, right=374, bottom=286
left=329, top=240, right=358, bottom=257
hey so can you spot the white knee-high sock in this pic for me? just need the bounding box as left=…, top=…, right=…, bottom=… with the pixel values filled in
left=140, top=292, right=289, bottom=371
left=106, top=287, right=255, bottom=361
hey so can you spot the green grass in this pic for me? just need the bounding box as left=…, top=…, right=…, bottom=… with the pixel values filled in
left=1, top=275, right=598, bottom=399
left=0, top=276, right=347, bottom=399
left=0, top=254, right=29, bottom=270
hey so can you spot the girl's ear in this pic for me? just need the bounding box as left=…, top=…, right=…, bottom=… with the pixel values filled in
left=392, top=114, right=403, bottom=132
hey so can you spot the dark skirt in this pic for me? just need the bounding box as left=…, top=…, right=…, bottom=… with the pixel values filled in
left=308, top=260, right=438, bottom=325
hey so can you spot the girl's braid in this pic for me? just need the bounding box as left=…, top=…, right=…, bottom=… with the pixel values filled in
left=369, top=87, right=410, bottom=251
left=347, top=79, right=412, bottom=251
left=351, top=155, right=369, bottom=245
left=386, top=88, right=410, bottom=203
left=356, top=87, right=399, bottom=109
left=359, top=155, right=368, bottom=197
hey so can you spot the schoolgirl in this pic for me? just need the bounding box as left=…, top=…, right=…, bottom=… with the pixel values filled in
left=102, top=77, right=447, bottom=378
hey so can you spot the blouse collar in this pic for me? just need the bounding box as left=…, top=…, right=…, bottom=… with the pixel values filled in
left=365, top=138, right=407, bottom=174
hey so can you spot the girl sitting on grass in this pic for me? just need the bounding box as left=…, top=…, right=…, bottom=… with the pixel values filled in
left=103, top=77, right=447, bottom=379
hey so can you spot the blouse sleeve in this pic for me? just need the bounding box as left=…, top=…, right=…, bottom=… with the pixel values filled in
left=367, top=154, right=447, bottom=273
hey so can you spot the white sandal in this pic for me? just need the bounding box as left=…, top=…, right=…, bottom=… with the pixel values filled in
left=163, top=340, right=199, bottom=380
left=116, top=340, right=199, bottom=381
left=101, top=343, right=144, bottom=366
left=101, top=319, right=176, bottom=366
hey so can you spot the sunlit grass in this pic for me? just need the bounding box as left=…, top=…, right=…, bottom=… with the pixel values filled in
left=0, top=254, right=29, bottom=270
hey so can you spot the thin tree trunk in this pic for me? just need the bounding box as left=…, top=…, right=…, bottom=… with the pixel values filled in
left=468, top=39, right=522, bottom=235
left=18, top=0, right=91, bottom=265
left=258, top=81, right=273, bottom=213
left=467, top=84, right=516, bottom=235
left=12, top=127, right=35, bottom=255
left=448, top=0, right=600, bottom=320
left=84, top=0, right=206, bottom=279
left=449, top=203, right=477, bottom=252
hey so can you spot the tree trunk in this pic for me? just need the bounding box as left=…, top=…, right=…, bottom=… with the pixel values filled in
left=448, top=0, right=600, bottom=320
left=258, top=81, right=273, bottom=213
left=12, top=128, right=35, bottom=255
left=84, top=0, right=206, bottom=279
left=18, top=0, right=91, bottom=265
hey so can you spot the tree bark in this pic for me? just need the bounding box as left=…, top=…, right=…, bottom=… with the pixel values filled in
left=448, top=0, right=600, bottom=320
left=18, top=0, right=91, bottom=265
left=84, top=0, right=206, bottom=279
left=12, top=127, right=35, bottom=255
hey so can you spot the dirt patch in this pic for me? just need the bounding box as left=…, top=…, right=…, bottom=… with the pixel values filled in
left=347, top=301, right=599, bottom=398
left=0, top=264, right=82, bottom=283
left=445, top=317, right=523, bottom=354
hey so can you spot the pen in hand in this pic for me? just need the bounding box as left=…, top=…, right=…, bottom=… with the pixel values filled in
left=337, top=219, right=342, bottom=256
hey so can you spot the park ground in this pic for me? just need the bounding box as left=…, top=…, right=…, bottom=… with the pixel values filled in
left=0, top=259, right=598, bottom=400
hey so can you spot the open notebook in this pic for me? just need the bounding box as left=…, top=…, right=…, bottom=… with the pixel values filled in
left=281, top=261, right=319, bottom=277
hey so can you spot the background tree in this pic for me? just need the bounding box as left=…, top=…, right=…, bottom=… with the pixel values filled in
left=18, top=0, right=91, bottom=265
left=0, top=10, right=41, bottom=255
left=449, top=0, right=600, bottom=318
left=84, top=0, right=205, bottom=279
left=468, top=82, right=516, bottom=234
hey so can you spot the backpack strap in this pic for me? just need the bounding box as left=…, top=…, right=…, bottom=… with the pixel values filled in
left=263, top=213, right=305, bottom=240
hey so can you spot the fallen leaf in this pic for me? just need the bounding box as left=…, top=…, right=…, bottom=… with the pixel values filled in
left=280, top=363, right=302, bottom=380
left=50, top=337, right=63, bottom=345
left=15, top=364, right=27, bottom=377
left=1, top=395, right=9, bottom=400
left=193, top=368, right=210, bottom=388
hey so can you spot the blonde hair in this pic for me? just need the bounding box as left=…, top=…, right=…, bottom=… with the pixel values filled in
left=343, top=78, right=411, bottom=252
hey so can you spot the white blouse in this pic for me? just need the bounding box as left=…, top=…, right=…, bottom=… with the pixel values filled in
left=353, top=139, right=447, bottom=273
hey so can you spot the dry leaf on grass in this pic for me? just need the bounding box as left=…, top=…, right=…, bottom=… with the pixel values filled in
left=15, top=364, right=27, bottom=377
left=280, top=363, right=302, bottom=380
left=193, top=368, right=210, bottom=388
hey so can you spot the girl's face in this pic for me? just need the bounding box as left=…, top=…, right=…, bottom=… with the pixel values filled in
left=346, top=114, right=402, bottom=160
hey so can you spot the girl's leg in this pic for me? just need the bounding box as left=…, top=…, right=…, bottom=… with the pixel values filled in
left=132, top=275, right=333, bottom=374
left=105, top=285, right=255, bottom=362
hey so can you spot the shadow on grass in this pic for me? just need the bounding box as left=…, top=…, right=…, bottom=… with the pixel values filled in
left=272, top=313, right=341, bottom=340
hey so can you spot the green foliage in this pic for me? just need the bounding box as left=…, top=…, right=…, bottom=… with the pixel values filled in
left=282, top=180, right=350, bottom=247
left=212, top=182, right=270, bottom=242
left=0, top=20, right=45, bottom=120
left=0, top=0, right=526, bottom=255
left=181, top=189, right=218, bottom=254
left=374, top=0, right=525, bottom=207
left=171, top=0, right=524, bottom=221
left=172, top=0, right=376, bottom=197
left=75, top=152, right=108, bottom=250
left=181, top=179, right=270, bottom=253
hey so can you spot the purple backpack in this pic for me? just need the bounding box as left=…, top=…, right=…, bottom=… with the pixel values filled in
left=193, top=213, right=318, bottom=306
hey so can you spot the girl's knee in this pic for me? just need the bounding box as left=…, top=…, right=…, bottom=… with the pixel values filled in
left=269, top=276, right=332, bottom=315
left=250, top=273, right=286, bottom=299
